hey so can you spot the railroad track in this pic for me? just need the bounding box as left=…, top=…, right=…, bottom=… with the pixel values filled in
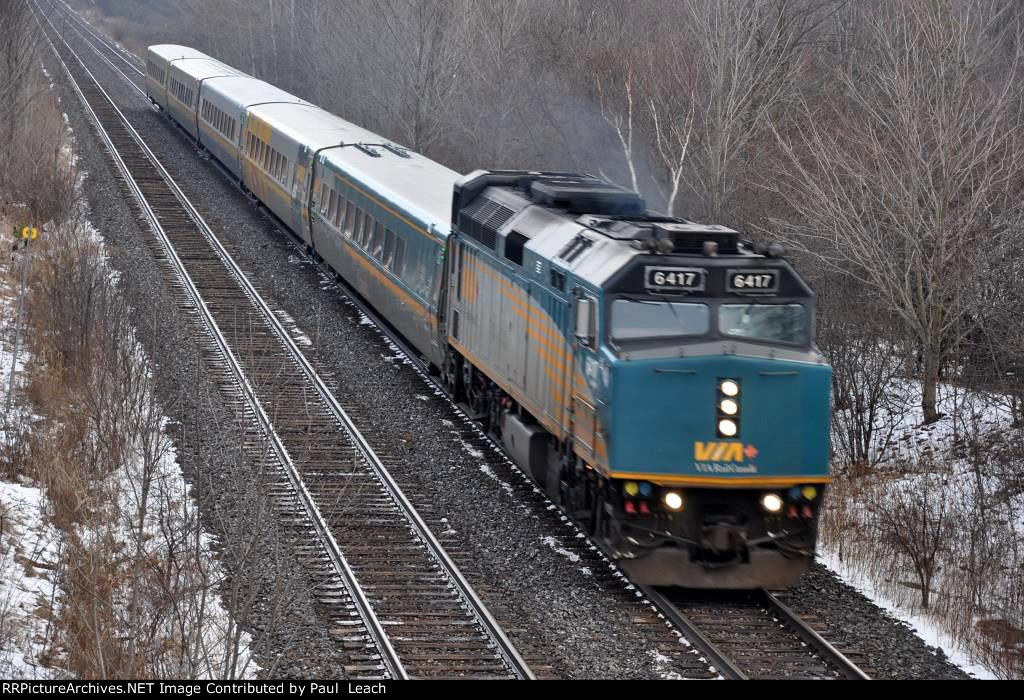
left=34, top=3, right=537, bottom=681
left=49, top=0, right=146, bottom=81
left=40, top=2, right=875, bottom=681
left=644, top=586, right=870, bottom=680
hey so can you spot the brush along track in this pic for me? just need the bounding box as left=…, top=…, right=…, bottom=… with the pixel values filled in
left=35, top=5, right=535, bottom=681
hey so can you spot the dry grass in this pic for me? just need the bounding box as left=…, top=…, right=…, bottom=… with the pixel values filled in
left=0, top=54, right=254, bottom=678
left=822, top=449, right=1024, bottom=679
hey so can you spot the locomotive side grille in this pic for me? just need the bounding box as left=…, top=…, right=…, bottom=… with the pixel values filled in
left=459, top=196, right=515, bottom=250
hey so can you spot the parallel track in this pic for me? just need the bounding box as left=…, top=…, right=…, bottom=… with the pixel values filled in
left=51, top=0, right=146, bottom=82
left=35, top=2, right=535, bottom=680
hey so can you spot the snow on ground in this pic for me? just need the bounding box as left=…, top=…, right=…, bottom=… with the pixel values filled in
left=478, top=464, right=515, bottom=497
left=0, top=479, right=60, bottom=678
left=540, top=535, right=580, bottom=563
left=818, top=548, right=997, bottom=679
left=826, top=375, right=1024, bottom=678
left=0, top=85, right=257, bottom=673
left=274, top=309, right=313, bottom=346
left=649, top=649, right=684, bottom=680
left=92, top=422, right=258, bottom=678
left=0, top=222, right=56, bottom=677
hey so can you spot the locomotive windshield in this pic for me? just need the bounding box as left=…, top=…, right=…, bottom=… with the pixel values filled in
left=610, top=299, right=710, bottom=341
left=719, top=303, right=805, bottom=344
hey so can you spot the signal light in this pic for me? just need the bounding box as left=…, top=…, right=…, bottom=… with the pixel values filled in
left=801, top=486, right=818, bottom=501
left=639, top=501, right=651, bottom=515
left=624, top=481, right=640, bottom=497
left=639, top=482, right=653, bottom=497
left=624, top=500, right=637, bottom=515
left=716, top=379, right=740, bottom=438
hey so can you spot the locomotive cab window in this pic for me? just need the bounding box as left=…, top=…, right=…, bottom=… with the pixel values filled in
left=719, top=303, right=806, bottom=345
left=610, top=299, right=709, bottom=342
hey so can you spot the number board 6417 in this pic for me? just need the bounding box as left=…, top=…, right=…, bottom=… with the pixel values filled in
left=644, top=267, right=706, bottom=292
left=727, top=269, right=779, bottom=294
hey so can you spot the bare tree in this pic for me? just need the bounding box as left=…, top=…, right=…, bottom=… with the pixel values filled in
left=869, top=470, right=952, bottom=610
left=0, top=0, right=40, bottom=190
left=662, top=0, right=835, bottom=222
left=817, top=276, right=908, bottom=470
left=768, top=1, right=1024, bottom=423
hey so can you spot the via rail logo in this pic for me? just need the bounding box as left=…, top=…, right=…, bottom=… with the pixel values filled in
left=693, top=441, right=759, bottom=474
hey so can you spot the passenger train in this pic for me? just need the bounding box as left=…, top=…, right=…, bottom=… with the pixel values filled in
left=146, top=44, right=832, bottom=588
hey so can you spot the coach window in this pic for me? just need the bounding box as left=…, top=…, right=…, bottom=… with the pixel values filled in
left=383, top=229, right=395, bottom=267
left=328, top=189, right=338, bottom=221
left=344, top=201, right=356, bottom=237
left=372, top=222, right=384, bottom=260
left=393, top=238, right=405, bottom=276
left=336, top=199, right=347, bottom=229
left=363, top=213, right=374, bottom=248
left=353, top=208, right=364, bottom=245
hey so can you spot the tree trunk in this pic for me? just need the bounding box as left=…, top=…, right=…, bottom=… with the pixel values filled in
left=923, top=345, right=940, bottom=423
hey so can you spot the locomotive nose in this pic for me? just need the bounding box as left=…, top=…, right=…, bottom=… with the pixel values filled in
left=608, top=355, right=831, bottom=481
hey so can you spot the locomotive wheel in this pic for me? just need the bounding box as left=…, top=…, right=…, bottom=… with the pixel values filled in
left=545, top=459, right=562, bottom=505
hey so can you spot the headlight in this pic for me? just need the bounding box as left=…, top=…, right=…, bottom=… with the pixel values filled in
left=760, top=492, right=784, bottom=513
left=718, top=419, right=738, bottom=437
left=663, top=491, right=684, bottom=511
left=719, top=398, right=739, bottom=415
left=720, top=380, right=739, bottom=397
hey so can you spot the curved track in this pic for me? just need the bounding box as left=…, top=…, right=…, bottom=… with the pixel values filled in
left=34, top=1, right=535, bottom=680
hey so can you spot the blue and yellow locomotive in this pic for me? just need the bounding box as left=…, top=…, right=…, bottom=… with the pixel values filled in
left=147, top=46, right=832, bottom=589
left=446, top=172, right=831, bottom=588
